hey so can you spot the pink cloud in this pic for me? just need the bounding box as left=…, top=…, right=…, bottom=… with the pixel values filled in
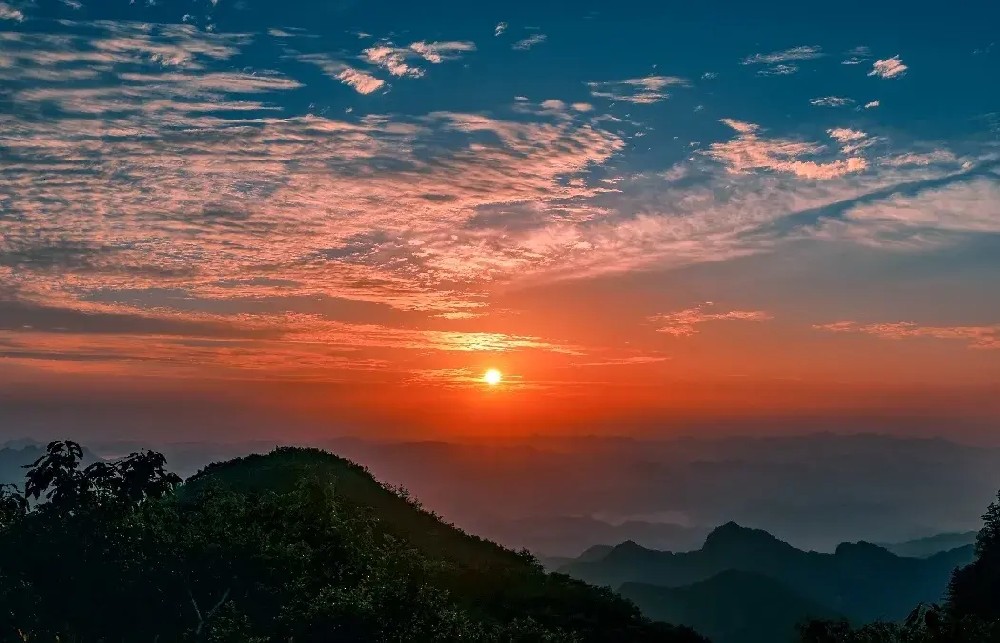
left=651, top=303, right=772, bottom=337
left=708, top=119, right=868, bottom=179
left=815, top=321, right=1000, bottom=350
left=869, top=55, right=907, bottom=79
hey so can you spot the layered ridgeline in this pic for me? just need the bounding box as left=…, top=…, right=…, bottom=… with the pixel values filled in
left=0, top=442, right=706, bottom=642
left=559, top=523, right=974, bottom=643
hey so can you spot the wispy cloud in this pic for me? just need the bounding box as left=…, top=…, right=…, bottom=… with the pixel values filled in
left=815, top=321, right=1000, bottom=350
left=742, top=45, right=824, bottom=65
left=707, top=119, right=868, bottom=180
left=587, top=75, right=688, bottom=104
left=864, top=100, right=880, bottom=109
left=651, top=303, right=772, bottom=337
left=512, top=33, right=546, bottom=50
left=494, top=22, right=507, bottom=37
left=810, top=96, right=855, bottom=107
left=869, top=55, right=907, bottom=79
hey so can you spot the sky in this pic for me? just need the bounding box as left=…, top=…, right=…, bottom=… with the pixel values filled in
left=1, top=0, right=999, bottom=442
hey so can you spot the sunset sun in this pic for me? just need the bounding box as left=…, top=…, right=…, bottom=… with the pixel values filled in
left=483, top=369, right=503, bottom=386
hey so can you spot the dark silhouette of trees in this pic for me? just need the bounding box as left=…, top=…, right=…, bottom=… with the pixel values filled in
left=0, top=441, right=705, bottom=643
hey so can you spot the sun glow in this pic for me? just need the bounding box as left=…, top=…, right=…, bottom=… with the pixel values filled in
left=483, top=369, right=503, bottom=386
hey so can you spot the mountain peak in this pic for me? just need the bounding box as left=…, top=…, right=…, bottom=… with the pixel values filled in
left=702, top=522, right=787, bottom=553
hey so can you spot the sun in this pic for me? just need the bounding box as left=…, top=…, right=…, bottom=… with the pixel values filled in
left=483, top=368, right=502, bottom=386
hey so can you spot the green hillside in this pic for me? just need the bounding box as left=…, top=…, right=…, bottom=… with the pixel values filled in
left=0, top=442, right=707, bottom=642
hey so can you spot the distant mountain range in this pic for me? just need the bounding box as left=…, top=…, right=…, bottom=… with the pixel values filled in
left=558, top=522, right=975, bottom=643
left=621, top=570, right=841, bottom=643
left=877, top=531, right=978, bottom=558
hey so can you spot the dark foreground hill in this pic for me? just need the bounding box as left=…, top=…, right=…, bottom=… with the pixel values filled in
left=560, top=522, right=973, bottom=624
left=0, top=443, right=706, bottom=642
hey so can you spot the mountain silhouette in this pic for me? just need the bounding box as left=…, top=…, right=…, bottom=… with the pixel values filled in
left=559, top=522, right=974, bottom=623
left=877, top=531, right=979, bottom=558
left=620, top=569, right=842, bottom=643
left=180, top=447, right=708, bottom=641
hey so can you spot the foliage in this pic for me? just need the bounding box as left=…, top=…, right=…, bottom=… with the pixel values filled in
left=0, top=442, right=706, bottom=642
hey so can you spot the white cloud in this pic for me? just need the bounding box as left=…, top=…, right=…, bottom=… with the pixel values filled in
left=757, top=64, right=799, bottom=76
left=810, top=96, right=854, bottom=107
left=0, top=2, right=24, bottom=21
left=512, top=33, right=546, bottom=50
left=743, top=45, right=823, bottom=65
left=587, top=75, right=688, bottom=104
left=408, top=40, right=476, bottom=64
left=864, top=100, right=880, bottom=109
left=869, top=55, right=907, bottom=79
left=494, top=22, right=507, bottom=37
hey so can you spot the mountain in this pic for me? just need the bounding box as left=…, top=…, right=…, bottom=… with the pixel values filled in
left=1, top=444, right=708, bottom=642
left=620, top=570, right=842, bottom=643
left=542, top=544, right=617, bottom=571
left=477, top=514, right=707, bottom=558
left=878, top=532, right=979, bottom=558
left=560, top=522, right=974, bottom=623
left=180, top=447, right=708, bottom=641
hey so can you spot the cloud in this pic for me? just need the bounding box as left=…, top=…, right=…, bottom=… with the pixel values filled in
left=810, top=96, right=855, bottom=107
left=837, top=177, right=1000, bottom=235
left=742, top=45, right=823, bottom=65
left=827, top=128, right=873, bottom=154
left=815, top=321, right=1000, bottom=350
left=494, top=22, right=507, bottom=37
left=864, top=100, right=880, bottom=109
left=336, top=66, right=386, bottom=94
left=742, top=47, right=822, bottom=76
left=757, top=64, right=799, bottom=76
left=512, top=33, right=546, bottom=50
left=364, top=44, right=423, bottom=77
left=0, top=2, right=23, bottom=21
left=651, top=303, right=772, bottom=337
left=842, top=46, right=871, bottom=65
left=707, top=119, right=869, bottom=180
left=362, top=39, right=475, bottom=78
left=587, top=75, right=688, bottom=104
left=2, top=17, right=994, bottom=380
left=408, top=40, right=476, bottom=64
left=827, top=128, right=867, bottom=143
left=869, top=55, right=907, bottom=79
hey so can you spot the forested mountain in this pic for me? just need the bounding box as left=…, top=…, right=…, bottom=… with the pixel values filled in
left=560, top=522, right=973, bottom=624
left=0, top=442, right=705, bottom=642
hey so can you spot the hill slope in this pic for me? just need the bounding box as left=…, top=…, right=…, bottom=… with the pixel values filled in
left=621, top=570, right=841, bottom=643
left=560, top=521, right=973, bottom=623
left=181, top=447, right=708, bottom=642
